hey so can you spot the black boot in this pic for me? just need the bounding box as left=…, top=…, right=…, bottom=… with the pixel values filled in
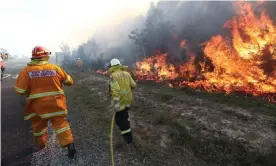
left=123, top=132, right=133, bottom=144
left=67, top=143, right=77, bottom=159
left=33, top=145, right=45, bottom=153
left=114, top=139, right=125, bottom=150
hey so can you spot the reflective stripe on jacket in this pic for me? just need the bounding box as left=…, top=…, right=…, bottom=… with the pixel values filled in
left=14, top=59, right=73, bottom=120
left=109, top=65, right=136, bottom=111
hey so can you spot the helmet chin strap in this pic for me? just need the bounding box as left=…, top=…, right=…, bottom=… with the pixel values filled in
left=41, top=56, right=50, bottom=61
left=109, top=64, right=120, bottom=68
left=31, top=56, right=50, bottom=61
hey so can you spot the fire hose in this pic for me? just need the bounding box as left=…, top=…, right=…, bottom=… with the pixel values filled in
left=109, top=88, right=131, bottom=166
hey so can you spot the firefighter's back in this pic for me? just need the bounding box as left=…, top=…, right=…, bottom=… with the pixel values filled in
left=111, top=70, right=134, bottom=105
left=26, top=63, right=64, bottom=93
left=112, top=70, right=131, bottom=89
left=18, top=63, right=70, bottom=117
left=14, top=46, right=77, bottom=158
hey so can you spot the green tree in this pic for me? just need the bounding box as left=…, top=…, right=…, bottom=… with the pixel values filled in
left=129, top=3, right=174, bottom=59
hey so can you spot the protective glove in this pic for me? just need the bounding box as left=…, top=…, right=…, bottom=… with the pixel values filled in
left=114, top=102, right=120, bottom=112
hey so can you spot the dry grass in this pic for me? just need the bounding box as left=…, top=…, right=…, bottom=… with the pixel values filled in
left=58, top=72, right=276, bottom=166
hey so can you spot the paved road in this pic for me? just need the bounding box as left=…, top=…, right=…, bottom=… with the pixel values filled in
left=1, top=60, right=34, bottom=166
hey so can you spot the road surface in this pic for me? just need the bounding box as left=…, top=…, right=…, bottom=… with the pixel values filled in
left=1, top=60, right=34, bottom=166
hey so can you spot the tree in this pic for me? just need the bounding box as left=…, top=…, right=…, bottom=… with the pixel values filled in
left=128, top=29, right=147, bottom=58
left=77, top=45, right=85, bottom=59
left=59, top=42, right=71, bottom=57
left=71, top=48, right=78, bottom=59
left=84, top=38, right=100, bottom=61
left=129, top=4, right=174, bottom=59
left=0, top=48, right=9, bottom=60
left=59, top=42, right=72, bottom=65
left=145, top=4, right=174, bottom=54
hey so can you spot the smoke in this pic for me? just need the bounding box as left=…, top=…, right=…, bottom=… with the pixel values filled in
left=70, top=12, right=146, bottom=70
left=71, top=1, right=276, bottom=70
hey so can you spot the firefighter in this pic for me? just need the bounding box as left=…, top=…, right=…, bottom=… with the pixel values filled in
left=108, top=58, right=137, bottom=146
left=76, top=58, right=84, bottom=72
left=0, top=55, right=5, bottom=81
left=14, top=46, right=77, bottom=158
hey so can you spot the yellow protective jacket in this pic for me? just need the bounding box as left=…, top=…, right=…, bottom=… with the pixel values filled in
left=109, top=65, right=136, bottom=111
left=14, top=59, right=73, bottom=120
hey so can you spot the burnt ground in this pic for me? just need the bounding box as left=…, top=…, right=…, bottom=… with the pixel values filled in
left=29, top=71, right=276, bottom=166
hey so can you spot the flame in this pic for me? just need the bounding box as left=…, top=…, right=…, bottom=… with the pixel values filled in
left=180, top=40, right=187, bottom=48
left=96, top=70, right=109, bottom=76
left=134, top=1, right=276, bottom=102
left=135, top=53, right=179, bottom=82
left=201, top=1, right=276, bottom=98
left=179, top=56, right=197, bottom=80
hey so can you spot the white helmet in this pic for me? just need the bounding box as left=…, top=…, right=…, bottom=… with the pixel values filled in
left=110, top=58, right=121, bottom=66
left=77, top=58, right=80, bottom=60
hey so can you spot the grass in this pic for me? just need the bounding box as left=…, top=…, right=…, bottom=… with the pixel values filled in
left=152, top=110, right=276, bottom=166
left=141, top=81, right=276, bottom=117
left=63, top=73, right=89, bottom=109
left=145, top=92, right=276, bottom=166
left=64, top=72, right=112, bottom=133
left=181, top=88, right=276, bottom=117
left=63, top=72, right=276, bottom=166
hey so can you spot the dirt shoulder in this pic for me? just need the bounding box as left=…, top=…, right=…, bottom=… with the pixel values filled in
left=31, top=72, right=276, bottom=166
